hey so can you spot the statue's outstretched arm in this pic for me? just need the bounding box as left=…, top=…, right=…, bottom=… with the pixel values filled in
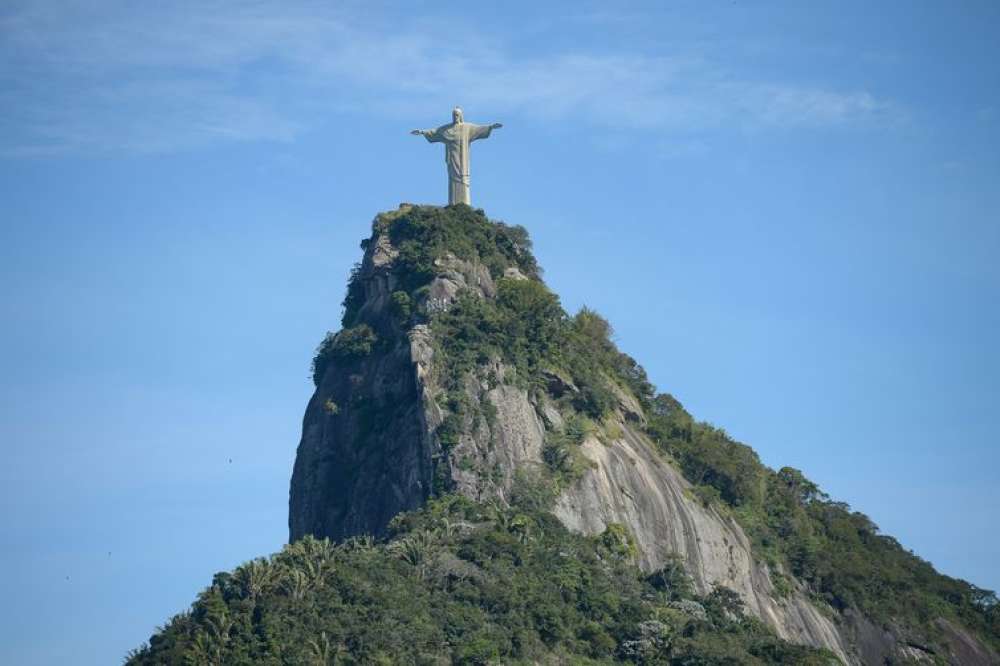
left=410, top=129, right=440, bottom=143
left=469, top=122, right=502, bottom=142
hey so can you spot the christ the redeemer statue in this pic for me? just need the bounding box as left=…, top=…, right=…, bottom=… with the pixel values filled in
left=411, top=107, right=502, bottom=206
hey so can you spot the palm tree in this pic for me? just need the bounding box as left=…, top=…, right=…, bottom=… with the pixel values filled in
left=281, top=568, right=310, bottom=601
left=295, top=534, right=337, bottom=562
left=186, top=621, right=228, bottom=666
left=342, top=534, right=375, bottom=552
left=391, top=530, right=437, bottom=579
left=487, top=500, right=512, bottom=530
left=304, top=555, right=332, bottom=589
left=439, top=516, right=475, bottom=538
left=204, top=612, right=233, bottom=644
left=184, top=633, right=212, bottom=666
left=233, top=558, right=276, bottom=602
left=281, top=535, right=336, bottom=593
left=307, top=631, right=344, bottom=665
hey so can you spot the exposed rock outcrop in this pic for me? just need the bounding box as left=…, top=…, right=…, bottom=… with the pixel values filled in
left=289, top=205, right=999, bottom=666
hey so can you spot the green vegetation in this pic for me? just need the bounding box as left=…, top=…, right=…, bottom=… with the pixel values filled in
left=425, top=277, right=647, bottom=496
left=645, top=395, right=762, bottom=509
left=429, top=279, right=562, bottom=394
left=341, top=205, right=538, bottom=328
left=329, top=206, right=651, bottom=432
left=564, top=308, right=655, bottom=410
left=311, top=324, right=378, bottom=386
left=127, top=497, right=836, bottom=665
left=542, top=414, right=596, bottom=488
left=390, top=290, right=412, bottom=324
left=429, top=282, right=648, bottom=424
left=644, top=393, right=1000, bottom=650
left=381, top=205, right=999, bottom=652
left=340, top=262, right=366, bottom=329
left=380, top=205, right=539, bottom=292
left=287, top=204, right=998, bottom=663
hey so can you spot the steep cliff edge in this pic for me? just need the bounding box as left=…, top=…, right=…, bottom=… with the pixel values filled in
left=287, top=205, right=999, bottom=665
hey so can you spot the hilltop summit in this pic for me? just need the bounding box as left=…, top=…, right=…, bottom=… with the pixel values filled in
left=131, top=205, right=999, bottom=665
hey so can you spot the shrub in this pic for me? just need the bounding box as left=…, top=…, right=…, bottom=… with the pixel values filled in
left=341, top=262, right=365, bottom=327
left=378, top=206, right=539, bottom=292
left=311, top=324, right=378, bottom=386
left=436, top=412, right=463, bottom=452
left=598, top=523, right=638, bottom=562
left=390, top=290, right=412, bottom=323
left=647, top=554, right=695, bottom=601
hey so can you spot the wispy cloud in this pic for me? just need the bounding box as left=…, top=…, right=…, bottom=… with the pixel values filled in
left=0, top=1, right=901, bottom=156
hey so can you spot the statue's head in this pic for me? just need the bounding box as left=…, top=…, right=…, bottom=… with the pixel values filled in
left=452, top=107, right=464, bottom=123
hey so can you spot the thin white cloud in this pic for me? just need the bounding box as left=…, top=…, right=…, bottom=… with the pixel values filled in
left=0, top=1, right=902, bottom=156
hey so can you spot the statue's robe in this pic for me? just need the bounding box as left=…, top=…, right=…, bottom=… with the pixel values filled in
left=422, top=121, right=496, bottom=205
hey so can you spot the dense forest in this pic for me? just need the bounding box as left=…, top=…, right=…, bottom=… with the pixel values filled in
left=126, top=497, right=838, bottom=664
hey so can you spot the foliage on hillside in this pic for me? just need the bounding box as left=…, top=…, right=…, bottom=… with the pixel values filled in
left=429, top=280, right=651, bottom=422
left=311, top=324, right=378, bottom=386
left=317, top=206, right=653, bottom=411
left=126, top=497, right=836, bottom=665
left=283, top=205, right=999, bottom=662
left=644, top=394, right=1000, bottom=650
left=379, top=205, right=1000, bottom=652
left=318, top=205, right=544, bottom=389
left=382, top=205, right=538, bottom=289
left=424, top=277, right=653, bottom=502
left=341, top=205, right=539, bottom=328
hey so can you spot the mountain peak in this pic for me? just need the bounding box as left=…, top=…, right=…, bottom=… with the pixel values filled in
left=131, top=206, right=1000, bottom=665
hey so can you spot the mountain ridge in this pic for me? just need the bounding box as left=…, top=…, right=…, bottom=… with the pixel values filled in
left=130, top=204, right=999, bottom=665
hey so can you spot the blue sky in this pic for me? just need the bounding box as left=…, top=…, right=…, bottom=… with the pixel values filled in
left=1, top=1, right=998, bottom=663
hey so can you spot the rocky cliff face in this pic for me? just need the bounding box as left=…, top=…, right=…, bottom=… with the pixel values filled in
left=289, top=205, right=998, bottom=666
left=289, top=216, right=433, bottom=542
